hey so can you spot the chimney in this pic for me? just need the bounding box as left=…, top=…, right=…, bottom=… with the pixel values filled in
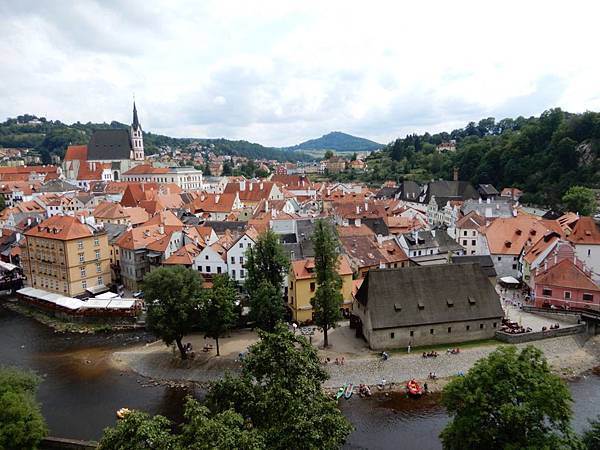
left=265, top=200, right=269, bottom=212
left=215, top=195, right=220, bottom=203
left=290, top=250, right=295, bottom=260
left=364, top=202, right=368, bottom=211
left=487, top=198, right=491, bottom=204
left=159, top=225, right=164, bottom=235
left=259, top=182, right=263, bottom=190
left=356, top=205, right=360, bottom=214
left=249, top=183, right=253, bottom=191
left=453, top=167, right=459, bottom=181
left=240, top=180, right=246, bottom=191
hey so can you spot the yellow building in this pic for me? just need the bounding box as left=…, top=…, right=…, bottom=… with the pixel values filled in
left=22, top=215, right=111, bottom=297
left=288, top=255, right=353, bottom=323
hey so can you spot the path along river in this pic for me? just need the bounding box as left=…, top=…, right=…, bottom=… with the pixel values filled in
left=2, top=305, right=600, bottom=450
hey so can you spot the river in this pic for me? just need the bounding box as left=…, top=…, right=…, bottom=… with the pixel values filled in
left=1, top=305, right=599, bottom=449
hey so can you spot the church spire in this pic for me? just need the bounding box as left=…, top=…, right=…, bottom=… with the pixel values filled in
left=132, top=101, right=140, bottom=130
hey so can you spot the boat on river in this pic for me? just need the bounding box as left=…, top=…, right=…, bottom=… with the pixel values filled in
left=116, top=407, right=131, bottom=419
left=336, top=385, right=346, bottom=400
left=406, top=379, right=423, bottom=397
left=344, top=383, right=354, bottom=399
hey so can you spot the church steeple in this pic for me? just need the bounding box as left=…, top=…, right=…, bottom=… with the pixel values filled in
left=130, top=100, right=144, bottom=161
left=132, top=101, right=140, bottom=130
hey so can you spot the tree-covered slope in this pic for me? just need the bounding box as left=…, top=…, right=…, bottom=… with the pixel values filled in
left=288, top=131, right=382, bottom=152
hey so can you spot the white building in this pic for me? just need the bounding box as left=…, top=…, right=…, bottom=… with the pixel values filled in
left=122, top=165, right=203, bottom=191
left=226, top=231, right=257, bottom=283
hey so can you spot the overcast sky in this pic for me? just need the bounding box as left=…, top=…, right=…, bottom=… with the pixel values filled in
left=1, top=1, right=599, bottom=147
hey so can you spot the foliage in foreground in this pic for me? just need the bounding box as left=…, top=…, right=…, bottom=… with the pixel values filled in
left=440, top=346, right=577, bottom=450
left=0, top=366, right=47, bottom=450
left=100, top=324, right=351, bottom=450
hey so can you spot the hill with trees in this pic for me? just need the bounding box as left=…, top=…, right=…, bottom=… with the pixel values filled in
left=359, top=109, right=600, bottom=207
left=287, top=131, right=382, bottom=152
left=0, top=115, right=309, bottom=164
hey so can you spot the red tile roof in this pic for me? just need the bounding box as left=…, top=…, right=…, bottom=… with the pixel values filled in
left=536, top=258, right=600, bottom=292
left=64, top=145, right=88, bottom=161
left=567, top=217, right=600, bottom=245
left=25, top=215, right=94, bottom=240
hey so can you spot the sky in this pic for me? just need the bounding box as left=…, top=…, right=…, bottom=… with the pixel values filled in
left=1, top=1, right=600, bottom=147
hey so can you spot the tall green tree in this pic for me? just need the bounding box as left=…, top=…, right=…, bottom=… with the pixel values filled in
left=199, top=274, right=237, bottom=356
left=440, top=346, right=576, bottom=450
left=0, top=367, right=47, bottom=450
left=323, top=150, right=334, bottom=160
left=311, top=219, right=343, bottom=348
left=207, top=324, right=352, bottom=449
left=245, top=231, right=289, bottom=331
left=143, top=266, right=203, bottom=359
left=562, top=186, right=597, bottom=216
left=99, top=410, right=178, bottom=450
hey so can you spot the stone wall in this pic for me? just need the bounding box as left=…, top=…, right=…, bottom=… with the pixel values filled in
left=495, top=323, right=586, bottom=344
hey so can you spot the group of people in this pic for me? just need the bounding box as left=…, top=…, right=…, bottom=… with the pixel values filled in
left=422, top=351, right=438, bottom=358
left=543, top=323, right=561, bottom=331
left=358, top=384, right=372, bottom=397
left=428, top=372, right=438, bottom=380
left=446, top=348, right=460, bottom=354
left=322, top=356, right=346, bottom=365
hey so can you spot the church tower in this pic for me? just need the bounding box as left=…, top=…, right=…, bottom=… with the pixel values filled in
left=130, top=101, right=145, bottom=161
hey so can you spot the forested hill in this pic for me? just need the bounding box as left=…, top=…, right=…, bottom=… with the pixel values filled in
left=0, top=115, right=309, bottom=163
left=364, top=109, right=600, bottom=207
left=287, top=131, right=382, bottom=152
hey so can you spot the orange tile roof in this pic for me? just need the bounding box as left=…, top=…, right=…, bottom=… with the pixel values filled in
left=122, top=164, right=170, bottom=175
left=77, top=162, right=110, bottom=180
left=523, top=233, right=561, bottom=265
left=25, top=215, right=94, bottom=240
left=188, top=193, right=238, bottom=213
left=64, top=145, right=88, bottom=161
left=455, top=211, right=486, bottom=229
left=145, top=210, right=184, bottom=228
left=483, top=216, right=562, bottom=255
left=163, top=243, right=202, bottom=265
left=337, top=224, right=376, bottom=237
left=291, top=255, right=353, bottom=280
left=115, top=224, right=168, bottom=251
left=94, top=201, right=128, bottom=220
left=536, top=258, right=600, bottom=292
left=567, top=216, right=600, bottom=245
left=124, top=207, right=150, bottom=226
left=224, top=181, right=274, bottom=203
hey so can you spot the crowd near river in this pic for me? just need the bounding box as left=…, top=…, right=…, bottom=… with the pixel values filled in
left=2, top=304, right=600, bottom=449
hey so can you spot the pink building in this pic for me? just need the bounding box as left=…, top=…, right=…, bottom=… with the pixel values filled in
left=534, top=258, right=600, bottom=310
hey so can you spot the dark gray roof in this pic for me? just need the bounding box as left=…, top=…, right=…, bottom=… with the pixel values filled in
left=204, top=221, right=247, bottom=234
left=102, top=223, right=128, bottom=245
left=280, top=233, right=297, bottom=244
left=421, top=180, right=480, bottom=204
left=87, top=129, right=132, bottom=161
left=38, top=179, right=80, bottom=193
left=477, top=184, right=499, bottom=197
left=451, top=255, right=497, bottom=278
left=362, top=218, right=390, bottom=236
left=375, top=186, right=400, bottom=199
left=434, top=229, right=465, bottom=253
left=355, top=264, right=503, bottom=329
left=399, top=181, right=421, bottom=201
left=402, top=231, right=437, bottom=250
left=132, top=102, right=141, bottom=130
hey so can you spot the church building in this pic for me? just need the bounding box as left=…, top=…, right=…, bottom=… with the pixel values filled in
left=63, top=102, right=146, bottom=185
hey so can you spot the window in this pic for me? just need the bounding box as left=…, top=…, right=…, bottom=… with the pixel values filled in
left=97, top=276, right=103, bottom=286
left=583, top=293, right=594, bottom=302
left=232, top=270, right=236, bottom=278
left=94, top=238, right=99, bottom=246
left=480, top=323, right=484, bottom=329
left=564, top=291, right=572, bottom=300
left=206, top=266, right=211, bottom=273
left=96, top=262, right=101, bottom=273
left=542, top=288, right=552, bottom=297
left=231, top=256, right=235, bottom=264
left=512, top=264, right=517, bottom=270
left=588, top=249, right=592, bottom=257
left=447, top=327, right=451, bottom=333
left=310, top=282, right=316, bottom=292
left=472, top=231, right=476, bottom=236
left=390, top=332, right=395, bottom=339
left=466, top=325, right=470, bottom=331
left=430, top=328, right=434, bottom=335
left=498, top=257, right=501, bottom=261
left=239, top=243, right=243, bottom=248
left=206, top=255, right=209, bottom=260
left=290, top=281, right=294, bottom=289
left=471, top=240, right=476, bottom=246
left=462, top=240, right=467, bottom=246
left=463, top=231, right=467, bottom=236
left=493, top=322, right=497, bottom=328
left=82, top=280, right=87, bottom=289
left=79, top=253, right=84, bottom=263
left=80, top=267, right=86, bottom=277
left=217, top=266, right=222, bottom=274
left=410, top=330, right=414, bottom=337
left=239, top=256, right=243, bottom=264
left=77, top=241, right=83, bottom=250
left=240, top=270, right=245, bottom=278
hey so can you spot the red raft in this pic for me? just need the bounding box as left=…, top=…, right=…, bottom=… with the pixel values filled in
left=406, top=379, right=423, bottom=397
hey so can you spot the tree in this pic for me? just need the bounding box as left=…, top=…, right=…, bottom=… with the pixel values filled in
left=245, top=231, right=289, bottom=331
left=199, top=274, right=237, bottom=356
left=98, top=410, right=178, bottom=450
left=311, top=219, right=343, bottom=348
left=440, top=346, right=576, bottom=450
left=207, top=324, right=352, bottom=449
left=179, top=397, right=265, bottom=450
left=323, top=150, right=334, bottom=160
left=0, top=367, right=47, bottom=450
left=583, top=417, right=600, bottom=449
left=143, top=266, right=203, bottom=359
left=350, top=152, right=357, bottom=161
left=562, top=186, right=597, bottom=216
left=249, top=280, right=285, bottom=331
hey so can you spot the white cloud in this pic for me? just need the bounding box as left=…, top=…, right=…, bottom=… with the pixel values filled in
left=1, top=0, right=599, bottom=146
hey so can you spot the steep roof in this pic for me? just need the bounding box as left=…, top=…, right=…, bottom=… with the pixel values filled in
left=484, top=216, right=561, bottom=255
left=163, top=243, right=201, bottom=266
left=423, top=180, right=480, bottom=203
left=291, top=255, right=352, bottom=280
left=355, top=264, right=503, bottom=329
left=224, top=181, right=274, bottom=203
left=536, top=258, right=600, bottom=292
left=451, top=255, right=497, bottom=278
left=25, top=215, right=95, bottom=240
left=64, top=145, right=88, bottom=161
left=455, top=211, right=486, bottom=230
left=87, top=129, right=132, bottom=161
left=567, top=216, right=600, bottom=245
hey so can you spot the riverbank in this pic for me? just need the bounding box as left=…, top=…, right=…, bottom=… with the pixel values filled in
left=111, top=329, right=600, bottom=391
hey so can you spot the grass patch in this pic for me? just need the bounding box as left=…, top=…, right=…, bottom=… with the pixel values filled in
left=380, top=338, right=500, bottom=356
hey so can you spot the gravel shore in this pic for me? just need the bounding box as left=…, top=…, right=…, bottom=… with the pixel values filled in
left=112, top=334, right=600, bottom=389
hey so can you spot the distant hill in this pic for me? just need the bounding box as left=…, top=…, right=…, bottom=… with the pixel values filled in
left=287, top=131, right=382, bottom=152
left=0, top=115, right=310, bottom=163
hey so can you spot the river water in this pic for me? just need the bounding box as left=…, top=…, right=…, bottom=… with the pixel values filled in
left=1, top=305, right=600, bottom=449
